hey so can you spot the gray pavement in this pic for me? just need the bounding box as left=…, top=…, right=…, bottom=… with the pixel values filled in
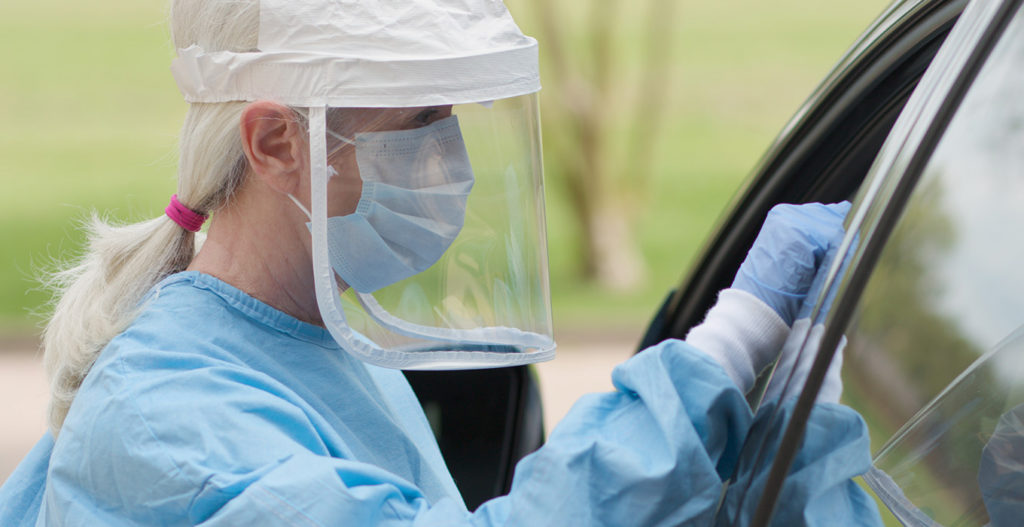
left=1, top=347, right=48, bottom=484
left=1, top=331, right=640, bottom=485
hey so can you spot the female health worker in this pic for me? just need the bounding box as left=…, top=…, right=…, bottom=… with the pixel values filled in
left=0, top=0, right=881, bottom=525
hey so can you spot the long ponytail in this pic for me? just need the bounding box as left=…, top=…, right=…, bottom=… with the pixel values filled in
left=42, top=0, right=258, bottom=434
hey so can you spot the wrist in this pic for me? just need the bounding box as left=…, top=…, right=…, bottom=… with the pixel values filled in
left=685, top=289, right=790, bottom=392
left=731, top=271, right=804, bottom=326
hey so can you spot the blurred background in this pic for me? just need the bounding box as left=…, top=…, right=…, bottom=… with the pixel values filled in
left=1, top=0, right=891, bottom=482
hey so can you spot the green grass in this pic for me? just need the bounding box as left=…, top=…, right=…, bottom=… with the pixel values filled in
left=0, top=0, right=892, bottom=337
left=0, top=0, right=183, bottom=330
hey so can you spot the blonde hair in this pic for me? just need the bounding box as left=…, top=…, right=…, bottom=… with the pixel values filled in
left=42, top=0, right=258, bottom=434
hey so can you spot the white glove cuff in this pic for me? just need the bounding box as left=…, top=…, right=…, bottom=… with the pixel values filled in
left=685, top=288, right=790, bottom=392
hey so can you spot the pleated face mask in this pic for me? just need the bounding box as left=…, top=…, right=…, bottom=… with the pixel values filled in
left=323, top=116, right=475, bottom=294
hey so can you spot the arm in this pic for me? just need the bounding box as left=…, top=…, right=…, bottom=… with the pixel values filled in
left=44, top=339, right=751, bottom=527
left=44, top=202, right=869, bottom=527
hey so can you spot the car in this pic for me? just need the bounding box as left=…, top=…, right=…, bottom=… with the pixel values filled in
left=646, top=0, right=1024, bottom=523
left=409, top=0, right=1024, bottom=524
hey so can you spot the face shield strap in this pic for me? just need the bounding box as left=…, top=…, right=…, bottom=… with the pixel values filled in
left=309, top=105, right=373, bottom=360
left=308, top=105, right=555, bottom=370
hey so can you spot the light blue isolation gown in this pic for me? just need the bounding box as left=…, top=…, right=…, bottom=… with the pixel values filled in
left=0, top=272, right=881, bottom=526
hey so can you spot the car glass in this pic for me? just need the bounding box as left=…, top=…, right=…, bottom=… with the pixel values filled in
left=714, top=0, right=1024, bottom=524
left=846, top=6, right=1024, bottom=525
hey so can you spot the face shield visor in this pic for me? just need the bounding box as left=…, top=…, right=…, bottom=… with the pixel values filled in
left=171, top=0, right=555, bottom=369
left=303, top=98, right=553, bottom=369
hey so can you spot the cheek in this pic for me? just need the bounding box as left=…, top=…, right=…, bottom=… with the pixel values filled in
left=327, top=158, right=363, bottom=217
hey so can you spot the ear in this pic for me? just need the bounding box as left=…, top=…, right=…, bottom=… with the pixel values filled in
left=239, top=101, right=307, bottom=195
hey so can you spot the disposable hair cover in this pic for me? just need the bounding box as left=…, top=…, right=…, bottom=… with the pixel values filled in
left=171, top=0, right=540, bottom=107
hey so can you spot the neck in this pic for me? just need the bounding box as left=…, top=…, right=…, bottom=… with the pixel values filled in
left=188, top=187, right=322, bottom=326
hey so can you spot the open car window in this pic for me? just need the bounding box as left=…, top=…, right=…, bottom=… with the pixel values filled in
left=717, top=0, right=1024, bottom=524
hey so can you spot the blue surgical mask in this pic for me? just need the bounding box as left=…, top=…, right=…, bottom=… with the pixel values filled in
left=293, top=115, right=474, bottom=293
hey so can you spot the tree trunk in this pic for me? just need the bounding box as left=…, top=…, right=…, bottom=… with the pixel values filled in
left=582, top=200, right=645, bottom=291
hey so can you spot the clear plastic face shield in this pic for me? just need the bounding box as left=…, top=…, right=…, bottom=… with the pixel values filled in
left=303, top=99, right=554, bottom=369
left=171, top=0, right=555, bottom=369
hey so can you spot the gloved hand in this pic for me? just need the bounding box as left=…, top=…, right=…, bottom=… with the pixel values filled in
left=731, top=202, right=851, bottom=326
left=764, top=217, right=858, bottom=405
left=794, top=225, right=859, bottom=323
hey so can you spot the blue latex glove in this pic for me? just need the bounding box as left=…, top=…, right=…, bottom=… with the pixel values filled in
left=732, top=202, right=851, bottom=326
left=793, top=226, right=858, bottom=324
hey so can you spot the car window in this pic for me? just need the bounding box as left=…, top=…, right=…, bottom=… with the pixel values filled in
left=717, top=0, right=1024, bottom=524
left=844, top=5, right=1024, bottom=524
left=846, top=8, right=1024, bottom=441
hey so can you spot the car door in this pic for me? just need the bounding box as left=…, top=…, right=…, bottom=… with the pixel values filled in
left=404, top=366, right=544, bottom=510
left=787, top=0, right=1024, bottom=524
left=652, top=0, right=1024, bottom=524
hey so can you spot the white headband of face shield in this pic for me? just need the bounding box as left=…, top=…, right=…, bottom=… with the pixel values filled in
left=170, top=0, right=541, bottom=108
left=305, top=107, right=555, bottom=370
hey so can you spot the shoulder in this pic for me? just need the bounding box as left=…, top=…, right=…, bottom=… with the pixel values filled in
left=45, top=274, right=339, bottom=523
left=48, top=339, right=332, bottom=524
left=0, top=434, right=53, bottom=527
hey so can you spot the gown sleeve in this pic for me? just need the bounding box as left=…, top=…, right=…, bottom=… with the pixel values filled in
left=716, top=399, right=882, bottom=527
left=42, top=339, right=877, bottom=527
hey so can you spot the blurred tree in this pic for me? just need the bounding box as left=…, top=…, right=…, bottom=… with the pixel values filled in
left=525, top=0, right=676, bottom=290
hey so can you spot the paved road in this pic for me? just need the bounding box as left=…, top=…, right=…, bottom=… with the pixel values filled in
left=0, top=348, right=48, bottom=485
left=1, top=333, right=639, bottom=485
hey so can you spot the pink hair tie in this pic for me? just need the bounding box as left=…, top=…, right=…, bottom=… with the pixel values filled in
left=165, top=194, right=208, bottom=232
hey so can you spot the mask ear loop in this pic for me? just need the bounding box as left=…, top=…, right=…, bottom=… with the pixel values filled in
left=289, top=166, right=337, bottom=220
left=289, top=126, right=349, bottom=218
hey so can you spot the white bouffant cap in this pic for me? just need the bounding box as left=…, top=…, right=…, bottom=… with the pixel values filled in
left=171, top=0, right=540, bottom=107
